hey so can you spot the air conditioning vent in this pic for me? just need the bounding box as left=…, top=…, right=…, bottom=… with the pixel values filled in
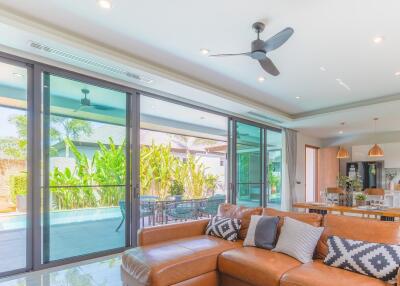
left=247, top=111, right=283, bottom=124
left=28, top=41, right=153, bottom=83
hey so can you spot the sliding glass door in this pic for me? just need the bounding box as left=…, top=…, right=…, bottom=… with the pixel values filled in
left=235, top=121, right=263, bottom=207
left=266, top=129, right=282, bottom=209
left=41, top=72, right=133, bottom=263
left=231, top=120, right=282, bottom=209
left=0, top=60, right=30, bottom=275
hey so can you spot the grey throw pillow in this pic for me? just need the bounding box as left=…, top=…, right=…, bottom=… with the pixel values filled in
left=272, top=217, right=324, bottom=263
left=243, top=215, right=279, bottom=249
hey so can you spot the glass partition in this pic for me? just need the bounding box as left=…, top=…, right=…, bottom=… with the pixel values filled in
left=235, top=122, right=263, bottom=207
left=139, top=96, right=228, bottom=228
left=42, top=73, right=129, bottom=262
left=0, top=61, right=29, bottom=274
left=266, top=129, right=282, bottom=209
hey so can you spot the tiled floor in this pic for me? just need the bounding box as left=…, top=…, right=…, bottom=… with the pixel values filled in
left=0, top=254, right=123, bottom=286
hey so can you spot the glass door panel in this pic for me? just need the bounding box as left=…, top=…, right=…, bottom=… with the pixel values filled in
left=235, top=122, right=263, bottom=207
left=266, top=129, right=282, bottom=209
left=42, top=73, right=129, bottom=262
left=0, top=61, right=29, bottom=274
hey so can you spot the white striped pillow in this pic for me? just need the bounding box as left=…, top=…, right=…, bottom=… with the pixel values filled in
left=272, top=217, right=324, bottom=263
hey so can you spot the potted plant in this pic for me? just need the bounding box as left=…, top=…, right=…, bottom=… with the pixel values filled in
left=355, top=193, right=367, bottom=207
left=170, top=180, right=184, bottom=201
left=336, top=175, right=350, bottom=190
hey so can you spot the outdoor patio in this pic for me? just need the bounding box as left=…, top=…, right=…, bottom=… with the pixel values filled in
left=0, top=196, right=226, bottom=272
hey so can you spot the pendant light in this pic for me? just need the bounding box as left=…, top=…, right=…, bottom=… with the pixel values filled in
left=336, top=122, right=350, bottom=159
left=368, top=118, right=384, bottom=157
left=337, top=146, right=350, bottom=159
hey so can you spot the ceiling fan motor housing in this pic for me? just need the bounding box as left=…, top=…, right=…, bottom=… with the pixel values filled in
left=251, top=39, right=267, bottom=60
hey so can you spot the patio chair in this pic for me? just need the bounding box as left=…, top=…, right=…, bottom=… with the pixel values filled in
left=140, top=196, right=157, bottom=227
left=165, top=200, right=198, bottom=223
left=115, top=196, right=158, bottom=231
left=115, top=200, right=126, bottom=232
left=198, top=195, right=226, bottom=217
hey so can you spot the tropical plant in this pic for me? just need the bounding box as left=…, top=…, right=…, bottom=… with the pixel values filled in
left=9, top=172, right=27, bottom=203
left=268, top=162, right=280, bottom=193
left=170, top=180, right=184, bottom=196
left=50, top=116, right=93, bottom=157
left=182, top=154, right=206, bottom=199
left=0, top=115, right=28, bottom=159
left=93, top=138, right=126, bottom=206
left=205, top=174, right=219, bottom=196
left=140, top=143, right=179, bottom=199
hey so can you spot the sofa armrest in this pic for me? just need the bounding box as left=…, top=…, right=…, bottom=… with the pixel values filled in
left=137, top=219, right=210, bottom=246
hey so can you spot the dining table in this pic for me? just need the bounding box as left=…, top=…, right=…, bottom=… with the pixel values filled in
left=293, top=202, right=400, bottom=221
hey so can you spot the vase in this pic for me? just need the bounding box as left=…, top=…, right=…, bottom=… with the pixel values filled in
left=345, top=191, right=353, bottom=207
left=389, top=181, right=395, bottom=191
left=355, top=199, right=366, bottom=207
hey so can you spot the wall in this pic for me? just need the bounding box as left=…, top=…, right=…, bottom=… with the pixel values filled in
left=318, top=147, right=339, bottom=194
left=296, top=132, right=322, bottom=202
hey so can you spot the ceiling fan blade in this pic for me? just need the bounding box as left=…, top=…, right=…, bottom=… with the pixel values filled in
left=264, top=27, right=294, bottom=52
left=209, top=52, right=251, bottom=57
left=259, top=57, right=280, bottom=76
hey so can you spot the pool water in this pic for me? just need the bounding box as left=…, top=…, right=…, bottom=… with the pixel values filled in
left=0, top=207, right=122, bottom=231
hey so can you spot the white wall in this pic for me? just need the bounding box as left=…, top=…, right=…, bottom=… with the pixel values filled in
left=296, top=132, right=322, bottom=202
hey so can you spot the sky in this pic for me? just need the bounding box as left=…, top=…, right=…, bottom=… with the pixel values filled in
left=0, top=106, right=22, bottom=138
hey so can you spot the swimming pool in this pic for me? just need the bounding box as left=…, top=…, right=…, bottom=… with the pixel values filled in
left=0, top=207, right=122, bottom=231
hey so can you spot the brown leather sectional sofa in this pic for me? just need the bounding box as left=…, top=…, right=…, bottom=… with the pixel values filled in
left=121, top=205, right=400, bottom=286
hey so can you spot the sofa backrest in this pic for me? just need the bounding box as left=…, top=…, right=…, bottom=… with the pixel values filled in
left=263, top=208, right=323, bottom=232
left=218, top=203, right=262, bottom=240
left=316, top=214, right=400, bottom=259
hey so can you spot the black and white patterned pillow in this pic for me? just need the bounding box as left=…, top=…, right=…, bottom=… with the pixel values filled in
left=324, top=236, right=400, bottom=284
left=205, top=216, right=241, bottom=241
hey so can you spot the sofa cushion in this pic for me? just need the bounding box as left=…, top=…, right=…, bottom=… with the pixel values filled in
left=316, top=214, right=400, bottom=260
left=243, top=215, right=279, bottom=250
left=121, top=235, right=241, bottom=286
left=218, top=247, right=302, bottom=286
left=324, top=236, right=400, bottom=284
left=281, top=260, right=390, bottom=286
left=218, top=203, right=262, bottom=240
left=206, top=216, right=241, bottom=241
left=272, top=217, right=324, bottom=263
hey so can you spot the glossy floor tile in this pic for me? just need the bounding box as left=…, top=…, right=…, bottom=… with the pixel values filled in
left=0, top=254, right=123, bottom=286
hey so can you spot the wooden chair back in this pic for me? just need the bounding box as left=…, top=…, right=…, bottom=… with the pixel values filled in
left=326, top=187, right=345, bottom=194
left=364, top=188, right=385, bottom=196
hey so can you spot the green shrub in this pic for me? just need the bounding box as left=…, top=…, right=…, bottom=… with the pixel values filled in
left=9, top=172, right=27, bottom=203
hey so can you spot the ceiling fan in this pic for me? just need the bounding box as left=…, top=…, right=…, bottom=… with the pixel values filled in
left=74, top=88, right=112, bottom=112
left=209, top=22, right=294, bottom=76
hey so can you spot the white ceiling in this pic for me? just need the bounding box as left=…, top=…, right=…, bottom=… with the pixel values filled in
left=1, top=0, right=400, bottom=139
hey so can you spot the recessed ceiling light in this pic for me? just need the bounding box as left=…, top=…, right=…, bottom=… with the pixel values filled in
left=257, top=76, right=265, bottom=82
left=319, top=66, right=326, bottom=72
left=200, top=48, right=209, bottom=55
left=373, top=36, right=384, bottom=44
left=12, top=72, right=24, bottom=78
left=97, top=0, right=112, bottom=9
left=295, top=96, right=301, bottom=99
left=338, top=130, right=343, bottom=134
left=395, top=71, right=400, bottom=76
